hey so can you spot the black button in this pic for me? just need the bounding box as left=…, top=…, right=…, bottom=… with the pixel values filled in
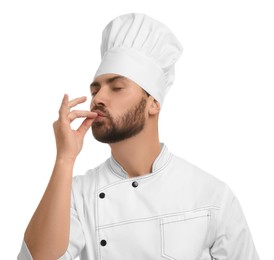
left=99, top=192, right=105, bottom=199
left=100, top=239, right=107, bottom=246
left=132, top=181, right=138, bottom=188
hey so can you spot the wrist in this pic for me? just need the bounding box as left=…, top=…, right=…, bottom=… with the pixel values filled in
left=55, top=155, right=76, bottom=166
left=52, top=156, right=75, bottom=179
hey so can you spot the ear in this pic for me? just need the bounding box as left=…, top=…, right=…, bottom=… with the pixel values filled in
left=148, top=97, right=161, bottom=116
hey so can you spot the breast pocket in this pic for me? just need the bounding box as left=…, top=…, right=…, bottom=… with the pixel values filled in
left=160, top=209, right=210, bottom=260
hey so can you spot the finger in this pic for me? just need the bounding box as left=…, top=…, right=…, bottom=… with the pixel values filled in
left=68, top=110, right=98, bottom=122
left=59, top=94, right=69, bottom=118
left=68, top=96, right=87, bottom=109
left=77, top=118, right=94, bottom=137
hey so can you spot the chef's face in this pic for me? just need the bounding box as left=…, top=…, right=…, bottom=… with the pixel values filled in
left=90, top=74, right=149, bottom=143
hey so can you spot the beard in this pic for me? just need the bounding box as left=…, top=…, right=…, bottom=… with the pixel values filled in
left=91, top=96, right=147, bottom=143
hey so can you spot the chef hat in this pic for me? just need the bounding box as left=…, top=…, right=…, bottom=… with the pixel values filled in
left=94, top=13, right=183, bottom=106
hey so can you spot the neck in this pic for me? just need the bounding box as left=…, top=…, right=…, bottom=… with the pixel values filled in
left=109, top=129, right=161, bottom=178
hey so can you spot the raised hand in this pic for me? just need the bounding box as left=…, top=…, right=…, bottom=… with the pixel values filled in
left=53, top=94, right=98, bottom=161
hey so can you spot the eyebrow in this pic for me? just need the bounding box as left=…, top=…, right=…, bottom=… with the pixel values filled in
left=90, top=75, right=126, bottom=89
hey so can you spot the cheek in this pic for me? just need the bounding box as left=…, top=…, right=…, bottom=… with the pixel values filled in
left=111, top=99, right=131, bottom=113
left=110, top=91, right=146, bottom=117
left=90, top=98, right=96, bottom=109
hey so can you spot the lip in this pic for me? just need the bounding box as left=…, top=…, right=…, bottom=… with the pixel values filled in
left=91, top=110, right=107, bottom=117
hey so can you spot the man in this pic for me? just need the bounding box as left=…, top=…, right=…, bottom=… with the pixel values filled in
left=18, top=13, right=259, bottom=259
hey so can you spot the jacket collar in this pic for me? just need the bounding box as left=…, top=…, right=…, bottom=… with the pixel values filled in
left=109, top=143, right=171, bottom=179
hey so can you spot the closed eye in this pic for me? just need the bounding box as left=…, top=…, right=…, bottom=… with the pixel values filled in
left=111, top=87, right=123, bottom=92
left=90, top=86, right=100, bottom=96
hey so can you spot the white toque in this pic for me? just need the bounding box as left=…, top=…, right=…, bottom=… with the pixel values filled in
left=94, top=13, right=183, bottom=106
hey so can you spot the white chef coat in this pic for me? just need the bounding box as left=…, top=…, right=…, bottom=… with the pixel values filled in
left=18, top=144, right=259, bottom=260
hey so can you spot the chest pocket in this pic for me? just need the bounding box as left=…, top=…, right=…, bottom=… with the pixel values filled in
left=160, top=209, right=210, bottom=260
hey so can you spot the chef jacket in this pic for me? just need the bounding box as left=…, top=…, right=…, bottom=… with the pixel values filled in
left=18, top=144, right=259, bottom=260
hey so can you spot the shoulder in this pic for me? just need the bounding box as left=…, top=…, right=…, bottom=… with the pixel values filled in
left=171, top=154, right=226, bottom=186
left=71, top=160, right=109, bottom=192
left=170, top=154, right=235, bottom=205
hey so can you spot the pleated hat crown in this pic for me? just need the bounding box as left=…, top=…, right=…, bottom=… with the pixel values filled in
left=94, top=13, right=183, bottom=106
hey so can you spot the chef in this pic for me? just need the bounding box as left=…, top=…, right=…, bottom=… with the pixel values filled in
left=18, top=13, right=260, bottom=259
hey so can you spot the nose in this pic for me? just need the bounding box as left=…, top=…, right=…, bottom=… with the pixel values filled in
left=91, top=87, right=109, bottom=108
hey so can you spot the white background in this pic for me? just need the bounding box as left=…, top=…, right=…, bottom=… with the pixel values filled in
left=0, top=0, right=273, bottom=259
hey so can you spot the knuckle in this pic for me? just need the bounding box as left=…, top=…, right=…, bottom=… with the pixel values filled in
left=52, top=120, right=59, bottom=130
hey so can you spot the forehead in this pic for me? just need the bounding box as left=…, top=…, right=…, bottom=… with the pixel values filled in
left=94, top=73, right=123, bottom=82
left=91, top=73, right=141, bottom=89
left=94, top=74, right=128, bottom=84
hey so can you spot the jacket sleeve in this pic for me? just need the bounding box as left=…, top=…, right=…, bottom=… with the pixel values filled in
left=17, top=241, right=33, bottom=260
left=210, top=186, right=260, bottom=259
left=17, top=187, right=85, bottom=260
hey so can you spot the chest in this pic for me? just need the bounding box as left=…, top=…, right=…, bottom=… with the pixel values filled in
left=82, top=174, right=215, bottom=260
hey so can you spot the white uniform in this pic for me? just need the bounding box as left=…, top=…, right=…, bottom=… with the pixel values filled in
left=18, top=144, right=259, bottom=259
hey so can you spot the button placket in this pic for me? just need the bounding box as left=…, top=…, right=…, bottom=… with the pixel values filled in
left=98, top=180, right=140, bottom=252
left=99, top=192, right=107, bottom=248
